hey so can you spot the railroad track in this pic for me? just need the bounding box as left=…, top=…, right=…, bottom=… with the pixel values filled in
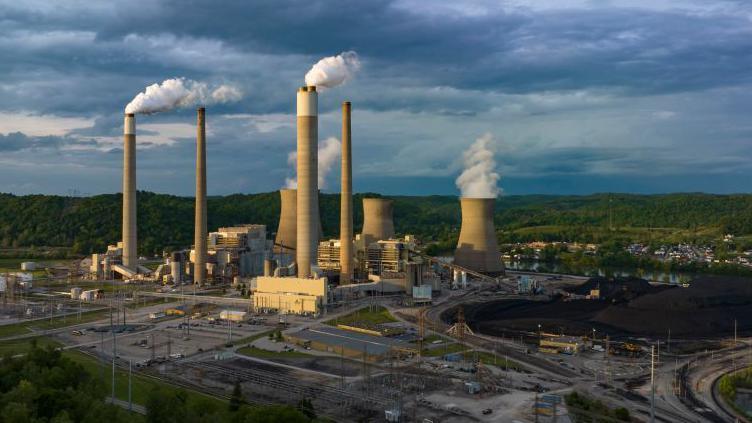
left=179, top=360, right=392, bottom=410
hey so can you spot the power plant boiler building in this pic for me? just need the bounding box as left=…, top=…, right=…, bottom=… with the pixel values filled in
left=453, top=198, right=504, bottom=275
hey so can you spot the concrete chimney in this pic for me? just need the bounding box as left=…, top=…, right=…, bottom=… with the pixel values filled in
left=194, top=107, right=207, bottom=285
left=275, top=188, right=297, bottom=253
left=454, top=198, right=504, bottom=275
left=122, top=113, right=137, bottom=271
left=361, top=198, right=394, bottom=247
left=296, top=86, right=318, bottom=278
left=340, top=101, right=353, bottom=284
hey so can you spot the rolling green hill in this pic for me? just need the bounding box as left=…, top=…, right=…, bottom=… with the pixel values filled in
left=1, top=191, right=752, bottom=256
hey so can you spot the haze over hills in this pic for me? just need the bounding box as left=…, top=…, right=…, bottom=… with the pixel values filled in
left=1, top=191, right=751, bottom=256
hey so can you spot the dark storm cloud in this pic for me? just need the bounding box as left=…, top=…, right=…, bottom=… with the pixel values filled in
left=1, top=0, right=752, bottom=195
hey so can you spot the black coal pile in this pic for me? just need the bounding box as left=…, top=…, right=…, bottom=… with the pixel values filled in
left=466, top=276, right=752, bottom=339
left=594, top=276, right=752, bottom=336
left=563, top=276, right=668, bottom=303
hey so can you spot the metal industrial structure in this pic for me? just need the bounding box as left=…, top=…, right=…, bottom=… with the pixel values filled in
left=361, top=198, right=395, bottom=247
left=453, top=198, right=504, bottom=275
left=296, top=86, right=319, bottom=278
left=340, top=101, right=354, bottom=284
left=194, top=107, right=207, bottom=285
left=122, top=113, right=137, bottom=271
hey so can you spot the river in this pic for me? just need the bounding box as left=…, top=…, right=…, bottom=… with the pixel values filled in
left=503, top=260, right=693, bottom=284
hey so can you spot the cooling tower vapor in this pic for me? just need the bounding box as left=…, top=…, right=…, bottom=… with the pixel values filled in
left=125, top=78, right=242, bottom=114
left=304, top=51, right=360, bottom=89
left=455, top=133, right=501, bottom=198
left=284, top=137, right=341, bottom=189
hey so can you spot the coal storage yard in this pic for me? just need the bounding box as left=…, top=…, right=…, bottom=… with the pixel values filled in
left=462, top=276, right=752, bottom=339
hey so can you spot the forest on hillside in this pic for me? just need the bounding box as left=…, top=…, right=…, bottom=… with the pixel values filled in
left=1, top=191, right=752, bottom=256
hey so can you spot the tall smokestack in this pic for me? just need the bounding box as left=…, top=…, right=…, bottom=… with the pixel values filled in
left=194, top=107, right=207, bottom=285
left=122, top=113, right=137, bottom=270
left=275, top=188, right=298, bottom=253
left=340, top=101, right=353, bottom=284
left=454, top=198, right=504, bottom=275
left=296, top=86, right=318, bottom=278
left=361, top=198, right=394, bottom=247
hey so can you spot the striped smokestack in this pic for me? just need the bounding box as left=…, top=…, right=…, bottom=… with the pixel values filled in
left=296, top=86, right=318, bottom=278
left=340, top=101, right=353, bottom=284
left=122, top=113, right=137, bottom=270
left=194, top=107, right=207, bottom=285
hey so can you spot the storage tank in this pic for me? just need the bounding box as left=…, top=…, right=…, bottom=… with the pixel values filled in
left=453, top=198, right=504, bottom=275
left=70, top=287, right=82, bottom=300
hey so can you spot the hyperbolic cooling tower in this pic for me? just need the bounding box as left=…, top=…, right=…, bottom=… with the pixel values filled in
left=194, top=107, right=207, bottom=285
left=340, top=101, right=353, bottom=284
left=361, top=198, right=395, bottom=246
left=454, top=198, right=504, bottom=275
left=296, top=86, right=318, bottom=278
left=122, top=113, right=137, bottom=270
left=275, top=188, right=297, bottom=252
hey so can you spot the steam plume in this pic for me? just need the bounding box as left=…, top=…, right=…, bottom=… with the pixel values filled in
left=456, top=133, right=501, bottom=198
left=304, top=51, right=360, bottom=89
left=284, top=137, right=342, bottom=189
left=125, top=78, right=242, bottom=114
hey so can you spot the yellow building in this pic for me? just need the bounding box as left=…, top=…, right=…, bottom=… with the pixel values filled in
left=252, top=276, right=328, bottom=316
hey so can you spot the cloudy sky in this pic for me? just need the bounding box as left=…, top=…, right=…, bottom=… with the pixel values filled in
left=1, top=0, right=751, bottom=196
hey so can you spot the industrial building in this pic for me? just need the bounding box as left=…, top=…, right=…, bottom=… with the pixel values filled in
left=317, top=239, right=342, bottom=271
left=90, top=242, right=151, bottom=280
left=252, top=276, right=328, bottom=316
left=366, top=239, right=409, bottom=275
left=286, top=325, right=417, bottom=362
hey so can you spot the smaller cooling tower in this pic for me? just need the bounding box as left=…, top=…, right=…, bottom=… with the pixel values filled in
left=361, top=198, right=395, bottom=246
left=274, top=188, right=323, bottom=254
left=454, top=198, right=504, bottom=275
left=275, top=189, right=297, bottom=253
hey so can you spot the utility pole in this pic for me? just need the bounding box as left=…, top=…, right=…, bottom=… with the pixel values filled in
left=128, top=360, right=132, bottom=411
left=650, top=345, right=655, bottom=423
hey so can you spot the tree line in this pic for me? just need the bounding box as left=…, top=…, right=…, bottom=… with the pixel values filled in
left=1, top=191, right=752, bottom=256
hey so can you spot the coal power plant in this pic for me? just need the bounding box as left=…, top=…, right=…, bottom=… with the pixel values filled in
left=453, top=198, right=504, bottom=275
left=16, top=23, right=743, bottom=423
left=22, top=54, right=742, bottom=423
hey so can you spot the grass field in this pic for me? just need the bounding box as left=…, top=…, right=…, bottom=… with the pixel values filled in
left=0, top=336, right=61, bottom=356
left=0, top=308, right=109, bottom=338
left=325, top=306, right=397, bottom=327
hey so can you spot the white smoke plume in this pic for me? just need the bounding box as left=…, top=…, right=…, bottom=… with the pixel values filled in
left=304, top=51, right=360, bottom=89
left=284, top=137, right=342, bottom=189
left=455, top=133, right=501, bottom=198
left=125, top=78, right=242, bottom=114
